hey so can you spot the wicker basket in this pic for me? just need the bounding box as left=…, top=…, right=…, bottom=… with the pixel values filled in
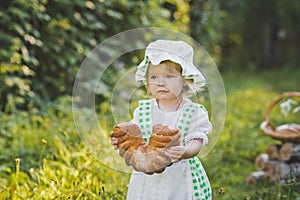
left=260, top=91, right=300, bottom=143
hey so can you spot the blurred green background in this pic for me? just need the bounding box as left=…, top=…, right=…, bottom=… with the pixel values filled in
left=0, top=0, right=299, bottom=199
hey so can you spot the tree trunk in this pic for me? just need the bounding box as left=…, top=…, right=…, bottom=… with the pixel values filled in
left=255, top=154, right=269, bottom=170
left=266, top=144, right=281, bottom=160
left=279, top=143, right=300, bottom=162
left=264, top=161, right=300, bottom=181
left=246, top=171, right=269, bottom=186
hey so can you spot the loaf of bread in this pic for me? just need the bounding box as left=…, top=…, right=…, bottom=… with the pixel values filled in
left=112, top=122, right=147, bottom=161
left=111, top=122, right=181, bottom=174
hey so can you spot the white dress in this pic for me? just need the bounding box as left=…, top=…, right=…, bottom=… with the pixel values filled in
left=126, top=98, right=212, bottom=200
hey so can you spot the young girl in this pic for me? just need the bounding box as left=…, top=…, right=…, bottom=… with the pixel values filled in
left=111, top=40, right=212, bottom=200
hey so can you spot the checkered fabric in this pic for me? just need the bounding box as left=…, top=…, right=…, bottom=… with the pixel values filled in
left=177, top=103, right=212, bottom=200
left=138, top=100, right=212, bottom=200
left=138, top=100, right=152, bottom=143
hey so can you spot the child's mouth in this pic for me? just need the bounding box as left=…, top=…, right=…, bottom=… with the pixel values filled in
left=157, top=90, right=169, bottom=93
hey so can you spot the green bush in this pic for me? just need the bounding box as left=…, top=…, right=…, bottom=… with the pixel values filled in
left=0, top=0, right=188, bottom=111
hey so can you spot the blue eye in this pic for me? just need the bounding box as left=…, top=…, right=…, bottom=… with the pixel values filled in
left=166, top=74, right=175, bottom=78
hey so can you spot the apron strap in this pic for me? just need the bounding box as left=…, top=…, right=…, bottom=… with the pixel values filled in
left=138, top=100, right=152, bottom=143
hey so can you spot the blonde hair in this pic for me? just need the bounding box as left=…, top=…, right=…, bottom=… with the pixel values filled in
left=160, top=60, right=182, bottom=74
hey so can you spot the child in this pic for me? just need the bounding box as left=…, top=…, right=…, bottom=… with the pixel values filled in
left=111, top=40, right=212, bottom=200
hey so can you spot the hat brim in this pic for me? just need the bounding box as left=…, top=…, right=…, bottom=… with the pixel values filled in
left=135, top=52, right=205, bottom=84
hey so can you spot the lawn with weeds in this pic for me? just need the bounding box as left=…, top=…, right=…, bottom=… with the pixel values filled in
left=0, top=68, right=299, bottom=199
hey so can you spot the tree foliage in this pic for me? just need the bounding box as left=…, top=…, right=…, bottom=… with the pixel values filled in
left=189, top=0, right=300, bottom=70
left=1, top=0, right=299, bottom=110
left=0, top=0, right=185, bottom=111
left=219, top=0, right=300, bottom=70
left=189, top=0, right=225, bottom=63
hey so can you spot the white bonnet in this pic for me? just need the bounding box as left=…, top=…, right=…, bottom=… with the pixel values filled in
left=135, top=40, right=205, bottom=88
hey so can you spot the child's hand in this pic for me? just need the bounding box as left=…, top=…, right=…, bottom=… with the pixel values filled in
left=165, top=145, right=185, bottom=163
left=165, top=139, right=203, bottom=162
left=110, top=133, right=119, bottom=150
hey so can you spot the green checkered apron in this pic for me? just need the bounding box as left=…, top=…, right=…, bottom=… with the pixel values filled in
left=138, top=100, right=212, bottom=200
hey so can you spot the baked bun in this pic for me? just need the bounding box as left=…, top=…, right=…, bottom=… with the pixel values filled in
left=110, top=122, right=181, bottom=174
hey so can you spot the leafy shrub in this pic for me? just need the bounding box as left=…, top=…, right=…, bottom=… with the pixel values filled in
left=0, top=0, right=186, bottom=111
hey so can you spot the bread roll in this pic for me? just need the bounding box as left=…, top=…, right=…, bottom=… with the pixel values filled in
left=111, top=122, right=181, bottom=174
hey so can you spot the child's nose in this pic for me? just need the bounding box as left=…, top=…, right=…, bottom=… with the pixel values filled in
left=157, top=77, right=166, bottom=85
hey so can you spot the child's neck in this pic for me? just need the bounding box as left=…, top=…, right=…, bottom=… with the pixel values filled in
left=157, top=98, right=183, bottom=112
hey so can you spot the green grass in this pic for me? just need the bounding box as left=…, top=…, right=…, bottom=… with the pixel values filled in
left=206, top=67, right=300, bottom=199
left=0, top=68, right=299, bottom=199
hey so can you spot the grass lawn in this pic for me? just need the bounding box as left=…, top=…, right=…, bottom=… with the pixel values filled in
left=0, top=67, right=299, bottom=199
left=207, top=68, right=300, bottom=199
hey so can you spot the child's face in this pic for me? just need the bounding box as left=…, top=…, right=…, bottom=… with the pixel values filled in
left=147, top=63, right=185, bottom=101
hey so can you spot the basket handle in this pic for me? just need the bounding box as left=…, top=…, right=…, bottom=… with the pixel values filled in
left=264, top=91, right=300, bottom=124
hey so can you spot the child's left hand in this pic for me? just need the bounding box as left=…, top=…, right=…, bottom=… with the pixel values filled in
left=165, top=139, right=203, bottom=163
left=165, top=146, right=186, bottom=163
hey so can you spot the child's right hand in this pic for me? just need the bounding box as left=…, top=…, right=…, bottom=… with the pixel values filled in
left=110, top=133, right=119, bottom=150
